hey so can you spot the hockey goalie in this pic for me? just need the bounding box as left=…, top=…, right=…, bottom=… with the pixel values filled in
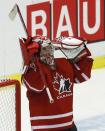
left=20, top=36, right=93, bottom=131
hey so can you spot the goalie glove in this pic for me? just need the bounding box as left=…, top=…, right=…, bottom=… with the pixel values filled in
left=52, top=36, right=90, bottom=63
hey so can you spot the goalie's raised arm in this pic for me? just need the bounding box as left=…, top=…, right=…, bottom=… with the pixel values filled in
left=52, top=36, right=87, bottom=49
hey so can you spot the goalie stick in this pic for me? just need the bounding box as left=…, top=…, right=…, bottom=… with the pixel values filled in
left=9, top=4, right=29, bottom=37
left=9, top=4, right=54, bottom=103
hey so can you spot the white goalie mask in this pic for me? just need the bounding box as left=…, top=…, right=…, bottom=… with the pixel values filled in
left=39, top=37, right=55, bottom=70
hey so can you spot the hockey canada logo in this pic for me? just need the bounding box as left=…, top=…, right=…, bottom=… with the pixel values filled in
left=53, top=73, right=72, bottom=94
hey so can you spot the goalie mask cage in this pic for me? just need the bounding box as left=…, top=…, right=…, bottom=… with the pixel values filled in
left=0, top=79, right=21, bottom=131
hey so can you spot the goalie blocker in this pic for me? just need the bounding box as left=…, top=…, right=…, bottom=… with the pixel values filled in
left=20, top=36, right=93, bottom=131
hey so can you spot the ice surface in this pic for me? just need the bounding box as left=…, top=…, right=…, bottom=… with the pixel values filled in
left=74, top=68, right=105, bottom=131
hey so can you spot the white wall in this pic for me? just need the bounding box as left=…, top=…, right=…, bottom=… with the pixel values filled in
left=0, top=0, right=105, bottom=76
left=0, top=0, right=51, bottom=76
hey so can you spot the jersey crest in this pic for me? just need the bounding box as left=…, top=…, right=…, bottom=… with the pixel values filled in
left=53, top=73, right=72, bottom=94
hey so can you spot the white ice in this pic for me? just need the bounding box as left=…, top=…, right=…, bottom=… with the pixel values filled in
left=74, top=68, right=105, bottom=131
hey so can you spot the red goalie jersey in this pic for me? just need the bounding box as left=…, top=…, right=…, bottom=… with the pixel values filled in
left=20, top=36, right=93, bottom=131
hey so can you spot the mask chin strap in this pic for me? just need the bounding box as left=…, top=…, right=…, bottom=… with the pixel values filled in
left=35, top=56, right=54, bottom=104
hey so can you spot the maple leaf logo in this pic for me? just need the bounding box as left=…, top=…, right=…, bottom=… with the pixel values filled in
left=53, top=73, right=72, bottom=94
